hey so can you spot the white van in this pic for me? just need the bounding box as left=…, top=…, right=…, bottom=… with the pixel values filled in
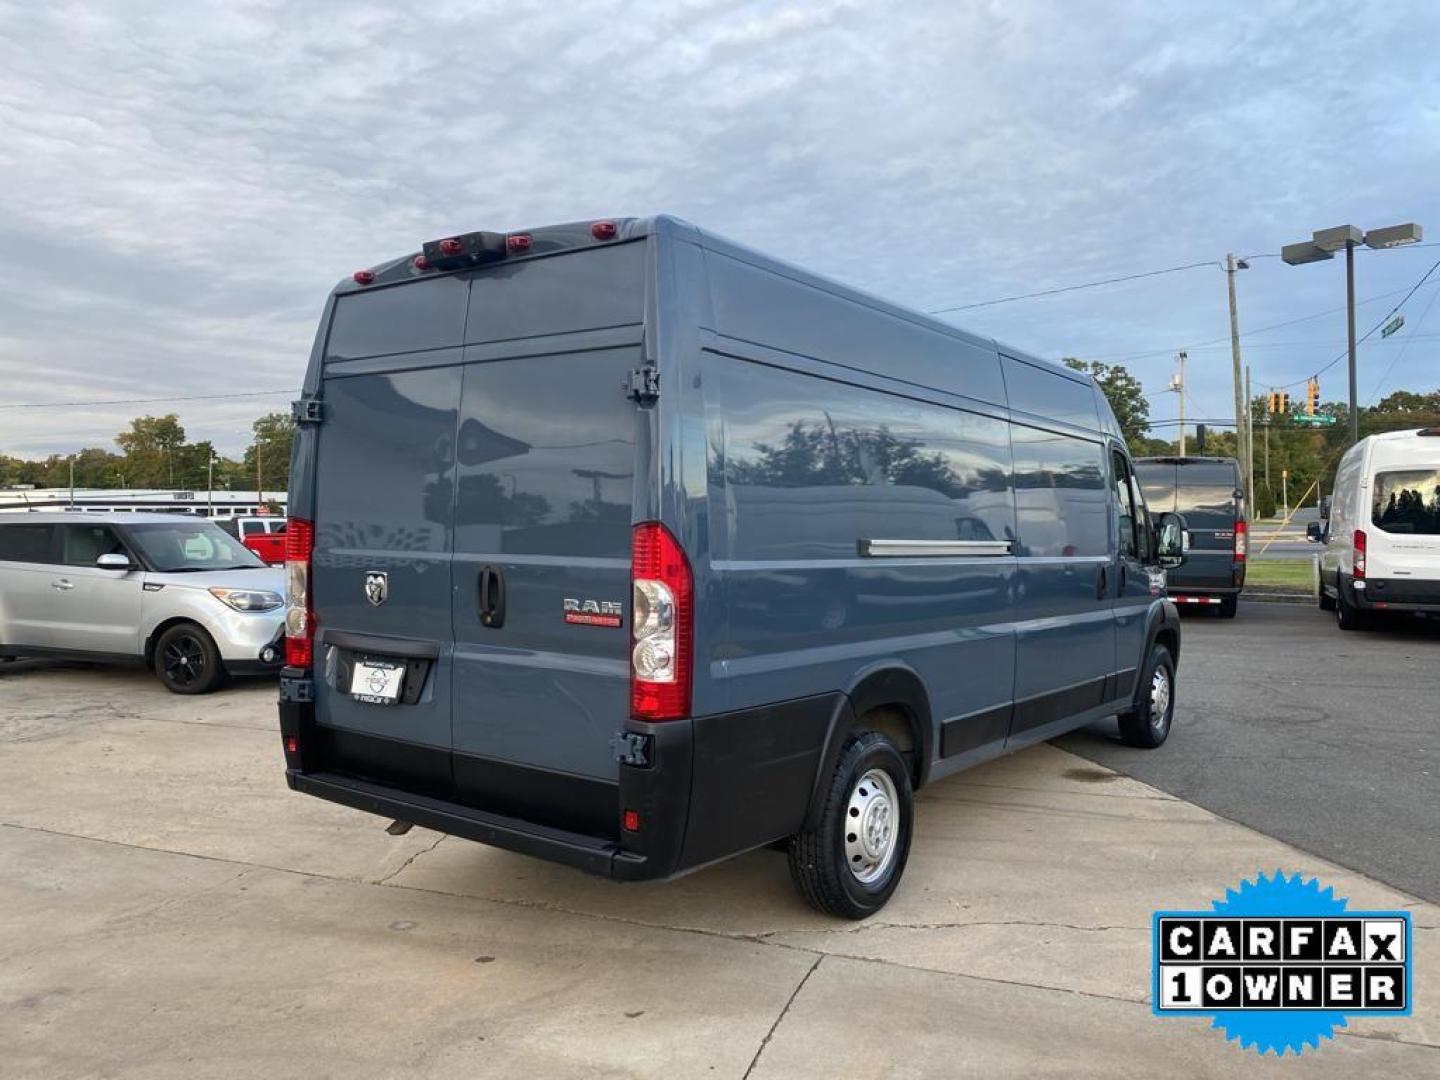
left=1311, top=428, right=1440, bottom=629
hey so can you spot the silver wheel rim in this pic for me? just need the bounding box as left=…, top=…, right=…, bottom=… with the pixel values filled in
left=1150, top=666, right=1172, bottom=732
left=844, top=768, right=900, bottom=885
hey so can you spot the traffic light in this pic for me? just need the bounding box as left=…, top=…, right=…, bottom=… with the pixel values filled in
left=1276, top=391, right=1290, bottom=414
left=1195, top=424, right=1207, bottom=452
left=1306, top=377, right=1319, bottom=415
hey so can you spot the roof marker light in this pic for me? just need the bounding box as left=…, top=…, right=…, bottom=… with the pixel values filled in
left=439, top=238, right=463, bottom=256
left=352, top=269, right=375, bottom=285
left=411, top=254, right=430, bottom=271
left=506, top=233, right=532, bottom=253
left=591, top=220, right=618, bottom=241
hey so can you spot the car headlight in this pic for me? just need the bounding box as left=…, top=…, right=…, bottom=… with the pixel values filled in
left=208, top=587, right=283, bottom=612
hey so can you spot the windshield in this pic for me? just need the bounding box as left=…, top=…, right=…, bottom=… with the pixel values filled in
left=123, top=521, right=266, bottom=572
left=1372, top=469, right=1440, bottom=535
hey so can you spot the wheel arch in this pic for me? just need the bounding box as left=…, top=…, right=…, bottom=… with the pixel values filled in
left=143, top=616, right=215, bottom=668
left=801, top=662, right=934, bottom=831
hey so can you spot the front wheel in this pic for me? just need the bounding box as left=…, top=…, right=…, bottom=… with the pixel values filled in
left=1117, top=643, right=1176, bottom=749
left=155, top=623, right=227, bottom=694
left=788, top=730, right=914, bottom=919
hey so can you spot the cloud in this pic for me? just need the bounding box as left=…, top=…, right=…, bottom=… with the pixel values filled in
left=1, top=0, right=1438, bottom=457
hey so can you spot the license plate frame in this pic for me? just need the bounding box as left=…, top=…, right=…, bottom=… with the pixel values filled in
left=350, top=658, right=405, bottom=705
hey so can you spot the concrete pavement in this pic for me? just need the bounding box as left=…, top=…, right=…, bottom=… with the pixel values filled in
left=1, top=662, right=1436, bottom=1077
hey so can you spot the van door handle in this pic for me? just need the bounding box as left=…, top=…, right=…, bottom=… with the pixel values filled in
left=478, top=565, right=506, bottom=629
left=1096, top=566, right=1108, bottom=600
left=51, top=579, right=75, bottom=591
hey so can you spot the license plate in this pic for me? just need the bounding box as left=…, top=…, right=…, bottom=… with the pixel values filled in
left=351, top=659, right=404, bottom=705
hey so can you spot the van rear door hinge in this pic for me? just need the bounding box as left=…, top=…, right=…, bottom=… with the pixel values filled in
left=625, top=367, right=660, bottom=404
left=610, top=731, right=651, bottom=767
left=291, top=398, right=324, bottom=425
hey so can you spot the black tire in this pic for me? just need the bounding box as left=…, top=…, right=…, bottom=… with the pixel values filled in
left=155, top=623, right=227, bottom=694
left=1117, top=643, right=1176, bottom=749
left=788, top=730, right=914, bottom=919
left=1217, top=595, right=1238, bottom=619
left=1335, top=584, right=1368, bottom=632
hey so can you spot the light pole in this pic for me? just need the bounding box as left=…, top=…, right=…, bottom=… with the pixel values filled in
left=1281, top=222, right=1423, bottom=445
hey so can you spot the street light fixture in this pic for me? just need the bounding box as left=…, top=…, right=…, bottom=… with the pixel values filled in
left=1282, top=221, right=1424, bottom=444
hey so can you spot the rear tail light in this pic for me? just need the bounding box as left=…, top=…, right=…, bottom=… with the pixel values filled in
left=630, top=523, right=692, bottom=721
left=506, top=233, right=532, bottom=253
left=284, top=518, right=315, bottom=669
left=1353, top=529, right=1367, bottom=579
left=1233, top=519, right=1247, bottom=562
left=591, top=220, right=618, bottom=241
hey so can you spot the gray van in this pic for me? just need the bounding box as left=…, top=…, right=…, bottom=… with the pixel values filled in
left=1135, top=457, right=1246, bottom=618
left=278, top=217, right=1187, bottom=917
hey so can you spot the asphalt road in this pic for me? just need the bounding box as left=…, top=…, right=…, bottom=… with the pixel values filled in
left=1059, top=601, right=1440, bottom=903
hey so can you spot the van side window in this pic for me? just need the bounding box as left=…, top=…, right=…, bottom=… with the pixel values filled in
left=1011, top=426, right=1108, bottom=558
left=0, top=524, right=55, bottom=563
left=1109, top=450, right=1138, bottom=559
left=1127, top=471, right=1154, bottom=561
left=62, top=524, right=128, bottom=566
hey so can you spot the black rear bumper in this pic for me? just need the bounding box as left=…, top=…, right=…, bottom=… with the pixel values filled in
left=1344, top=574, right=1440, bottom=613
left=279, top=673, right=842, bottom=882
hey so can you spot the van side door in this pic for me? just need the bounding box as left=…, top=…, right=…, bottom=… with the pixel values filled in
left=1109, top=447, right=1152, bottom=692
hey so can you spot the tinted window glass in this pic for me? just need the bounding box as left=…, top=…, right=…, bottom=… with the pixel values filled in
left=1110, top=450, right=1138, bottom=559
left=708, top=358, right=1016, bottom=560
left=326, top=275, right=470, bottom=363
left=124, top=522, right=264, bottom=572
left=62, top=524, right=128, bottom=566
left=0, top=524, right=54, bottom=563
left=1175, top=464, right=1240, bottom=527
left=1372, top=469, right=1440, bottom=535
left=454, top=348, right=639, bottom=557
left=1011, top=426, right=1108, bottom=557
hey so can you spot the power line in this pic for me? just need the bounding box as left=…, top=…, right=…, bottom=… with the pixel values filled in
left=0, top=388, right=299, bottom=410
left=927, top=261, right=1221, bottom=314
left=1366, top=283, right=1440, bottom=405
left=1258, top=256, right=1440, bottom=391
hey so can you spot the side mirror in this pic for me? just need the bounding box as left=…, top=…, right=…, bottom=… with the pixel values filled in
left=96, top=553, right=134, bottom=571
left=1305, top=521, right=1323, bottom=543
left=1155, top=512, right=1188, bottom=568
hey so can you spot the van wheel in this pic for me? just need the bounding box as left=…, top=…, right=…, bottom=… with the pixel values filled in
left=1335, top=587, right=1369, bottom=632
left=1318, top=582, right=1336, bottom=612
left=1117, top=643, right=1175, bottom=749
left=155, top=623, right=227, bottom=694
left=1217, top=595, right=1238, bottom=619
left=788, top=731, right=914, bottom=919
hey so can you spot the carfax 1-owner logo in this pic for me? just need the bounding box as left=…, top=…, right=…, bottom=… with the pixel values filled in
left=1153, top=871, right=1413, bottom=1055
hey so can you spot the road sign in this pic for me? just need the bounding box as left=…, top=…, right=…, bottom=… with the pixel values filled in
left=1292, top=413, right=1337, bottom=426
left=1381, top=314, right=1405, bottom=339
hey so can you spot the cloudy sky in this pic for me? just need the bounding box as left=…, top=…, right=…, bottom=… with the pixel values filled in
left=2, top=0, right=1438, bottom=459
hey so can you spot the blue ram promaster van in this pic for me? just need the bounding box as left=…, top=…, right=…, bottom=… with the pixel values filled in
left=278, top=217, right=1188, bottom=917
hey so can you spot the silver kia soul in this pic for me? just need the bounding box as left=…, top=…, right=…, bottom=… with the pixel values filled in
left=0, top=512, right=285, bottom=693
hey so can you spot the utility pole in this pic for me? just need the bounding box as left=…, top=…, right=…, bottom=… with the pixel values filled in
left=1344, top=240, right=1359, bottom=446
left=68, top=456, right=75, bottom=509
left=1170, top=351, right=1188, bottom=455
left=256, top=441, right=263, bottom=510
left=1245, top=365, right=1256, bottom=516
left=207, top=452, right=215, bottom=518
left=1226, top=254, right=1248, bottom=493
left=1263, top=401, right=1270, bottom=488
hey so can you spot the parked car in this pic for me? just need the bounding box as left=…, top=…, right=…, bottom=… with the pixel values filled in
left=216, top=515, right=287, bottom=565
left=277, top=217, right=1188, bottom=917
left=1135, top=456, right=1246, bottom=618
left=1309, top=428, right=1440, bottom=629
left=0, top=512, right=285, bottom=692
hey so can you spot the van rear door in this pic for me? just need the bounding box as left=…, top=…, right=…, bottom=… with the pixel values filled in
left=1173, top=461, right=1243, bottom=593
left=447, top=244, right=648, bottom=837
left=307, top=273, right=470, bottom=795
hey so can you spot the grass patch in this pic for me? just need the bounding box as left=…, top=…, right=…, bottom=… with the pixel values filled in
left=1246, top=559, right=1314, bottom=589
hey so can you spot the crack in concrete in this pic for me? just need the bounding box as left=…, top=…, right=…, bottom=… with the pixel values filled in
left=761, top=919, right=1145, bottom=938
left=742, top=954, right=822, bottom=1079
left=374, top=835, right=447, bottom=885
left=7, top=820, right=1440, bottom=1056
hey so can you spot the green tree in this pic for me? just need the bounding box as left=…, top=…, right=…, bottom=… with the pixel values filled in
left=115, top=414, right=188, bottom=488
left=242, top=412, right=296, bottom=493
left=1062, top=358, right=1151, bottom=453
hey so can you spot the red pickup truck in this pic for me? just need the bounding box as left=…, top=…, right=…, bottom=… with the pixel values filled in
left=216, top=516, right=287, bottom=565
